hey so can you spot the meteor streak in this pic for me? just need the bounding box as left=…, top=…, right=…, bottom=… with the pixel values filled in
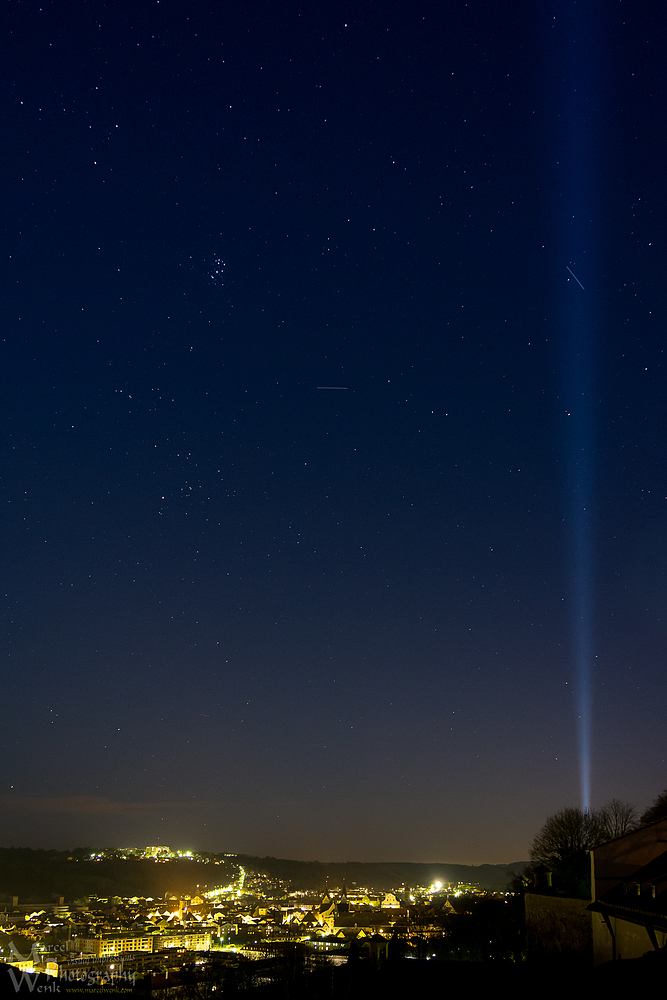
left=566, top=266, right=585, bottom=290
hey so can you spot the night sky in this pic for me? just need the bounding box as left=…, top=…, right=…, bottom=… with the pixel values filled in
left=2, top=0, right=666, bottom=864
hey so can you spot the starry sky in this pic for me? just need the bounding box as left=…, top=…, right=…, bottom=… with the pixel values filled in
left=1, top=0, right=666, bottom=864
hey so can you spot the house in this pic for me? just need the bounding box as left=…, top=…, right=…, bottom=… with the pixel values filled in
left=590, top=817, right=667, bottom=964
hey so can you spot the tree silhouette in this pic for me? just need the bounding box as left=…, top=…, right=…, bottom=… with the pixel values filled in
left=528, top=806, right=607, bottom=897
left=597, top=799, right=638, bottom=839
left=529, top=807, right=606, bottom=868
left=640, top=789, right=667, bottom=825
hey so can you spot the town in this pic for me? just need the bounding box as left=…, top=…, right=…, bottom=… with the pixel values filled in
left=1, top=848, right=510, bottom=991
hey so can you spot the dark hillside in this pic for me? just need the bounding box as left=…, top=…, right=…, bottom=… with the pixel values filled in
left=237, top=856, right=526, bottom=892
left=0, top=849, right=234, bottom=903
left=0, top=849, right=525, bottom=901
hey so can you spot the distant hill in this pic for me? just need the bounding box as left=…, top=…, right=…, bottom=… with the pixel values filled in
left=0, top=849, right=234, bottom=903
left=0, top=848, right=526, bottom=902
left=237, top=856, right=527, bottom=892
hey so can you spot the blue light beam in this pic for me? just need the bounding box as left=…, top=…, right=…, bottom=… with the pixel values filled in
left=566, top=346, right=594, bottom=812
left=549, top=3, right=602, bottom=812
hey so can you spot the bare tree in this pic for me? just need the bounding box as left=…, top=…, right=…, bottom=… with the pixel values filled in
left=529, top=807, right=606, bottom=870
left=530, top=808, right=602, bottom=897
left=597, top=798, right=638, bottom=839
